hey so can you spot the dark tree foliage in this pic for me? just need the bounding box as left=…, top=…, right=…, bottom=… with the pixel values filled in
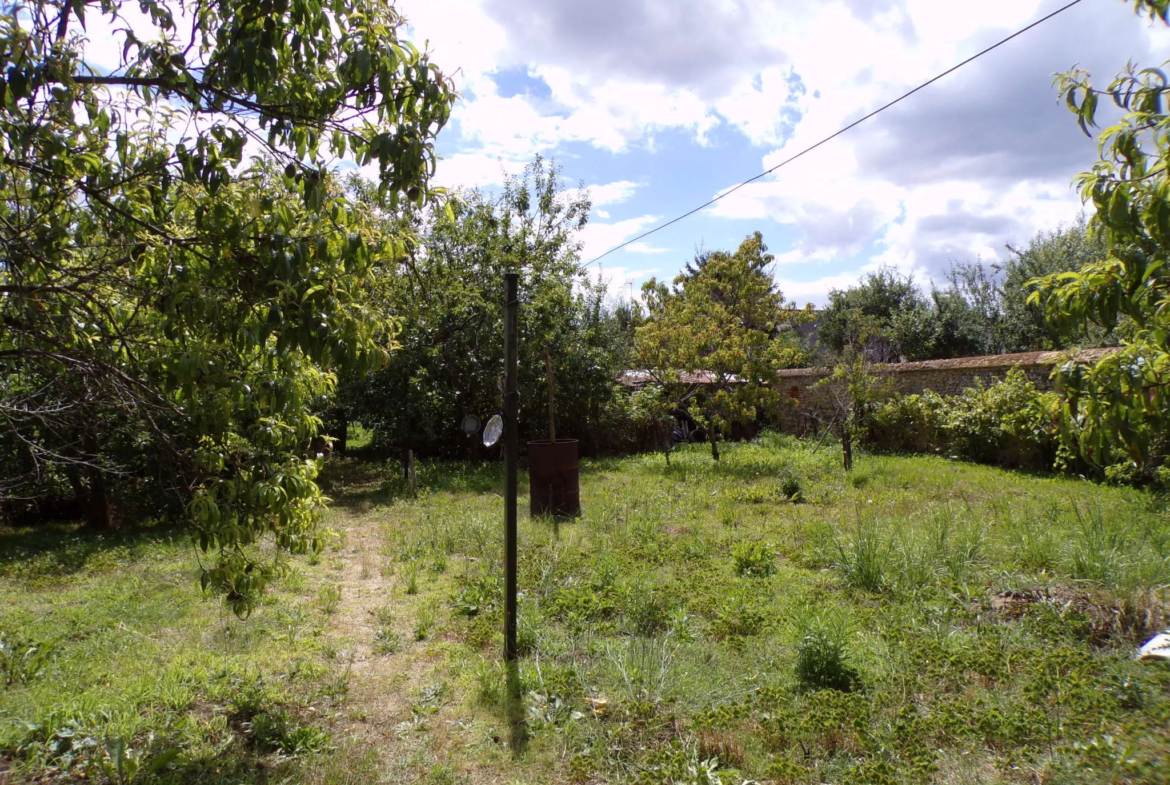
left=819, top=217, right=1113, bottom=364
left=338, top=157, right=634, bottom=458
left=818, top=268, right=926, bottom=362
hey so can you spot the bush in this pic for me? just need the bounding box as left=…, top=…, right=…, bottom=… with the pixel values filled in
left=866, top=368, right=1058, bottom=470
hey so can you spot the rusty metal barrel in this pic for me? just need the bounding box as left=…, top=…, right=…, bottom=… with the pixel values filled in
left=527, top=439, right=581, bottom=517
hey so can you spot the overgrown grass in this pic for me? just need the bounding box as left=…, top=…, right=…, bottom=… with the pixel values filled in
left=322, top=433, right=1170, bottom=784
left=4, top=434, right=1170, bottom=784
left=0, top=521, right=351, bottom=783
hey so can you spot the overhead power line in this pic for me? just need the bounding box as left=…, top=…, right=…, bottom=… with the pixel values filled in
left=581, top=0, right=1087, bottom=269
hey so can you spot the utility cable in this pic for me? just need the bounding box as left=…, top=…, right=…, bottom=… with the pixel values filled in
left=581, top=0, right=1087, bottom=268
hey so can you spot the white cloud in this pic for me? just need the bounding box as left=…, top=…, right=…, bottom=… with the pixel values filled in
left=578, top=215, right=661, bottom=262
left=588, top=265, right=658, bottom=301
left=701, top=0, right=1153, bottom=290
left=625, top=242, right=670, bottom=254
left=432, top=152, right=526, bottom=189
left=586, top=181, right=642, bottom=207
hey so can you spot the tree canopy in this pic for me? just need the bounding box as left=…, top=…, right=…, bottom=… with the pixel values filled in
left=819, top=218, right=1113, bottom=364
left=338, top=157, right=635, bottom=459
left=0, top=0, right=455, bottom=613
left=636, top=232, right=809, bottom=459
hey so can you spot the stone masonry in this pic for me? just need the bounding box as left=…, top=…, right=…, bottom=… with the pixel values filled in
left=774, top=348, right=1116, bottom=434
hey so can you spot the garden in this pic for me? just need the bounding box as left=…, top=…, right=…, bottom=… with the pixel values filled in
left=3, top=435, right=1168, bottom=783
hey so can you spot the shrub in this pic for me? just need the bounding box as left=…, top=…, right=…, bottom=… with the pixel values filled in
left=866, top=368, right=1059, bottom=470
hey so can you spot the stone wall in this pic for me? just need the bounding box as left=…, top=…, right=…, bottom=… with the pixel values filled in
left=774, top=348, right=1116, bottom=434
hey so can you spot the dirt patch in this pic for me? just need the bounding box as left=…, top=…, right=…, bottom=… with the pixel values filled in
left=989, top=586, right=1169, bottom=644
left=318, top=508, right=442, bottom=774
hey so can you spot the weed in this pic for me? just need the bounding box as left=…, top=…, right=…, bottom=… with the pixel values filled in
left=626, top=584, right=676, bottom=635
left=833, top=524, right=887, bottom=592
left=732, top=540, right=777, bottom=577
left=405, top=566, right=420, bottom=595
left=781, top=475, right=802, bottom=501
left=414, top=606, right=435, bottom=640
left=717, top=497, right=740, bottom=528
left=793, top=609, right=860, bottom=693
left=711, top=591, right=770, bottom=639
left=451, top=572, right=501, bottom=617
left=636, top=740, right=723, bottom=785
left=248, top=709, right=332, bottom=754
left=315, top=583, right=342, bottom=615
left=372, top=628, right=400, bottom=655
left=697, top=730, right=746, bottom=770
left=92, top=738, right=182, bottom=785
left=0, top=630, right=53, bottom=686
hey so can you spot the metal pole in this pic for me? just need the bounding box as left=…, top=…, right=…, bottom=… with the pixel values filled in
left=503, top=273, right=519, bottom=662
left=545, top=349, right=556, bottom=444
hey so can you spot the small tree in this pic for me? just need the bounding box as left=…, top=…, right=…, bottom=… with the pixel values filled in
left=812, top=351, right=893, bottom=471
left=636, top=233, right=809, bottom=461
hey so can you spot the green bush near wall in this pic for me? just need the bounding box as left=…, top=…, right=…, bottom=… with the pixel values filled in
left=866, top=368, right=1061, bottom=470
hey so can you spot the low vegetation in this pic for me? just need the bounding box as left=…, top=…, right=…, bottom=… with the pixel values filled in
left=8, top=435, right=1164, bottom=783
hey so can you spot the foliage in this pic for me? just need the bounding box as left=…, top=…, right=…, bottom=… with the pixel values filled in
left=339, top=156, right=634, bottom=458
left=0, top=0, right=455, bottom=611
left=731, top=540, right=776, bottom=577
left=818, top=267, right=925, bottom=361
left=636, top=232, right=810, bottom=460
left=820, top=222, right=1113, bottom=362
left=1032, top=2, right=1170, bottom=483
left=792, top=609, right=860, bottom=693
left=832, top=523, right=888, bottom=593
left=811, top=351, right=894, bottom=470
left=868, top=368, right=1061, bottom=469
left=0, top=629, right=54, bottom=686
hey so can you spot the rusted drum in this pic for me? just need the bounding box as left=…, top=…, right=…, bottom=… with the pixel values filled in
left=527, top=439, right=581, bottom=517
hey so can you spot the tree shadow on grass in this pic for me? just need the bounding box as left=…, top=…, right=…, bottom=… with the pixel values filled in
left=0, top=520, right=187, bottom=583
left=321, top=456, right=507, bottom=511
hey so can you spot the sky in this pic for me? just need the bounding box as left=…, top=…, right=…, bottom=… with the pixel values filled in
left=392, top=0, right=1168, bottom=305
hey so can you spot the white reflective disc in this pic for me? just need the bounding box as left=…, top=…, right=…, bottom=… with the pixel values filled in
left=483, top=414, right=503, bottom=447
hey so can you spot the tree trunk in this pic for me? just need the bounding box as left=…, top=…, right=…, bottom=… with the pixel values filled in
left=336, top=409, right=349, bottom=455
left=841, top=424, right=853, bottom=472
left=82, top=466, right=116, bottom=529
left=709, top=427, right=720, bottom=462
